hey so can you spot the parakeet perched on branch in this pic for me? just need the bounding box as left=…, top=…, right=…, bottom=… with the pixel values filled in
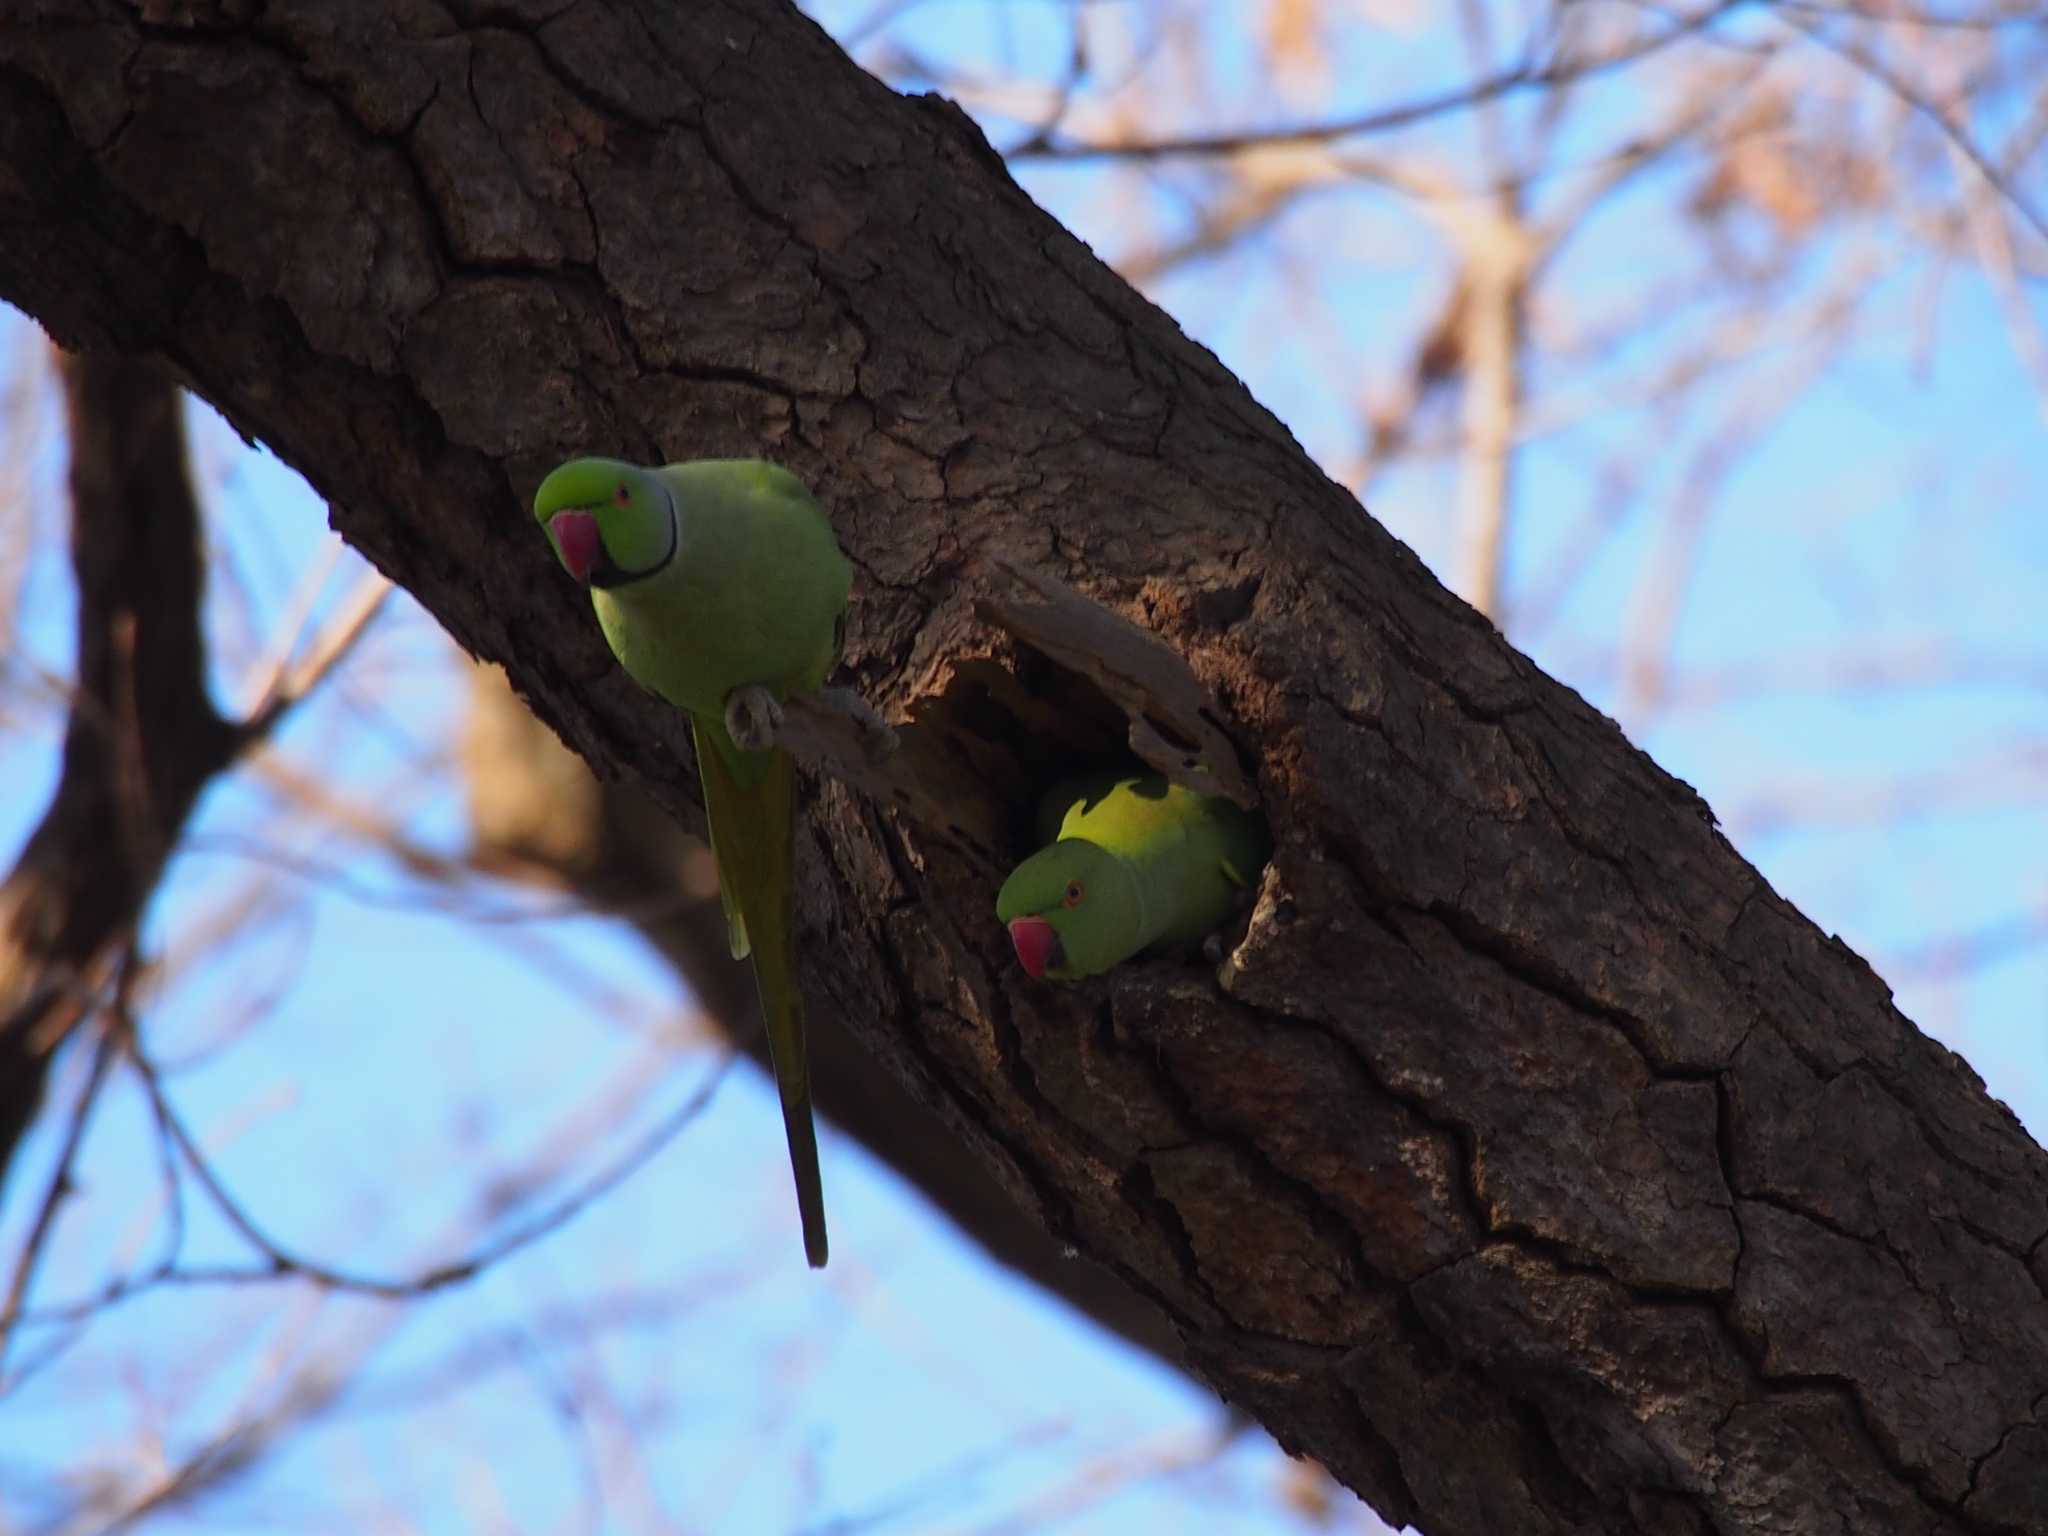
left=996, top=772, right=1270, bottom=981
left=535, top=456, right=850, bottom=1268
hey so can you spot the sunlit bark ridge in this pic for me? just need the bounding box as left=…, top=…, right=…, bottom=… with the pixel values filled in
left=0, top=5, right=2042, bottom=1531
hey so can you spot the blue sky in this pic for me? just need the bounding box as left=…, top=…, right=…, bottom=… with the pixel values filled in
left=2, top=3, right=2043, bottom=1533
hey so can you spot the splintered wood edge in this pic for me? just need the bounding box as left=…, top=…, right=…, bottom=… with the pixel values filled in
left=976, top=561, right=1258, bottom=808
left=780, top=688, right=1009, bottom=872
left=771, top=561, right=1255, bottom=870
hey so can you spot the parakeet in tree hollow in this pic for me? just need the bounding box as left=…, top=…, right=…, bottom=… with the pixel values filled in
left=535, top=456, right=850, bottom=1267
left=996, top=772, right=1270, bottom=981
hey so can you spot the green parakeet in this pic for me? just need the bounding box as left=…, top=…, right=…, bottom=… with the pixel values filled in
left=534, top=456, right=850, bottom=1267
left=996, top=772, right=1270, bottom=980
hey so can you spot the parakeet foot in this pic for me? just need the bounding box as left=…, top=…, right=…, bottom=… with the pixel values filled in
left=725, top=685, right=785, bottom=752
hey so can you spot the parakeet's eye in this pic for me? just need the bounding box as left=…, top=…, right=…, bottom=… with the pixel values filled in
left=614, top=483, right=631, bottom=506
left=1063, top=880, right=1085, bottom=908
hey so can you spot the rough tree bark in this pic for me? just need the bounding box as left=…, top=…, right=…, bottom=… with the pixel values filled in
left=0, top=5, right=2042, bottom=1532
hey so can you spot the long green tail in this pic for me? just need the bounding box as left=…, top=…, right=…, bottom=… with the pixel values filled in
left=692, top=715, right=828, bottom=1268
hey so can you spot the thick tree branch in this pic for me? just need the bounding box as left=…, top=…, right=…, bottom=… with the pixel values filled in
left=0, top=5, right=2041, bottom=1532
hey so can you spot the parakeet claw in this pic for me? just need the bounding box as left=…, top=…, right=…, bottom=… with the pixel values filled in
left=725, top=685, right=785, bottom=752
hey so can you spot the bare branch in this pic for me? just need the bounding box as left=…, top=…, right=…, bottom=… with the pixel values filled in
left=242, top=566, right=395, bottom=740
left=88, top=1038, right=738, bottom=1306
left=0, top=353, right=235, bottom=1192
left=1775, top=2, right=2048, bottom=242
left=0, top=1010, right=118, bottom=1371
left=1010, top=3, right=1745, bottom=160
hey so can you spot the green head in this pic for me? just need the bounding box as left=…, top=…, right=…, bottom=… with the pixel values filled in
left=994, top=840, right=1144, bottom=981
left=533, top=457, right=675, bottom=588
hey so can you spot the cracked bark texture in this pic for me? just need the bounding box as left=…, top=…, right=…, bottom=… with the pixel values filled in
left=1, top=4, right=2042, bottom=1531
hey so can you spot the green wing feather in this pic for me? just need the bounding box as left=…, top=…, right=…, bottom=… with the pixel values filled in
left=692, top=717, right=828, bottom=1268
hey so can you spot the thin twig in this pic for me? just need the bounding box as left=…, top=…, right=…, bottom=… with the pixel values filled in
left=238, top=534, right=345, bottom=716
left=1010, top=3, right=1746, bottom=160
left=20, top=1045, right=737, bottom=1326
left=973, top=1420, right=1250, bottom=1536
left=243, top=567, right=394, bottom=740
left=0, top=1015, right=118, bottom=1373
left=1777, top=4, right=2048, bottom=243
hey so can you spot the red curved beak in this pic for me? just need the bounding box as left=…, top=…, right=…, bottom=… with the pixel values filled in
left=1007, top=916, right=1062, bottom=980
left=549, top=509, right=601, bottom=585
